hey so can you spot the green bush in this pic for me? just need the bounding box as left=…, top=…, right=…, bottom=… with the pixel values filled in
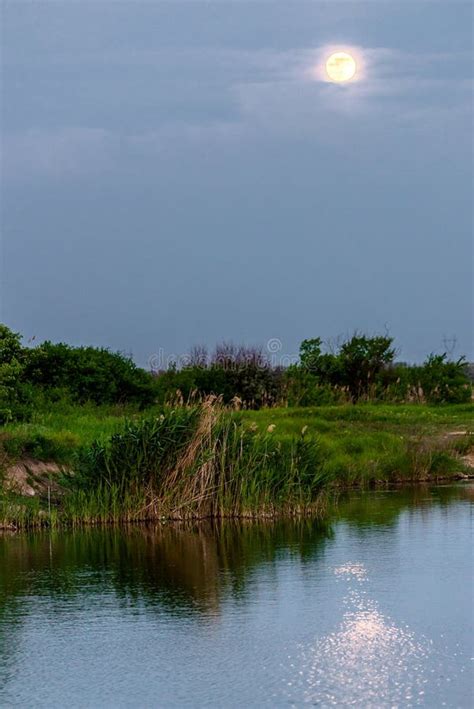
left=0, top=324, right=158, bottom=421
left=23, top=341, right=156, bottom=406
left=294, top=333, right=395, bottom=403
left=293, top=335, right=471, bottom=405
left=338, top=334, right=395, bottom=401
left=153, top=344, right=283, bottom=408
left=284, top=366, right=345, bottom=406
left=0, top=325, right=34, bottom=423
left=411, top=355, right=471, bottom=404
left=76, top=407, right=199, bottom=491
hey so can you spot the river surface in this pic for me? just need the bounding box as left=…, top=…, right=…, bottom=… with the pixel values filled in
left=0, top=484, right=472, bottom=708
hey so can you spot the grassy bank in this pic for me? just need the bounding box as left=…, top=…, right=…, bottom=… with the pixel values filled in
left=1, top=401, right=473, bottom=529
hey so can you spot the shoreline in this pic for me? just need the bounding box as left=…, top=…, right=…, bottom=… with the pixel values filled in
left=1, top=466, right=473, bottom=532
left=1, top=402, right=473, bottom=531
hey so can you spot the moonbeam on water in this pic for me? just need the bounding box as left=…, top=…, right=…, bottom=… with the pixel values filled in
left=282, top=563, right=433, bottom=706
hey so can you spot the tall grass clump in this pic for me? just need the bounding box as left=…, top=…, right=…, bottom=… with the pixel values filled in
left=72, top=398, right=329, bottom=521
left=75, top=406, right=200, bottom=493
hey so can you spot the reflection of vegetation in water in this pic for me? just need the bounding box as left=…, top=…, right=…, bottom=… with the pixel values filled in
left=333, top=483, right=473, bottom=529
left=1, top=485, right=470, bottom=619
left=0, top=519, right=332, bottom=620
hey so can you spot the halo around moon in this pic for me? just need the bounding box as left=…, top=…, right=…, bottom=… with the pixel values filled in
left=325, top=52, right=357, bottom=82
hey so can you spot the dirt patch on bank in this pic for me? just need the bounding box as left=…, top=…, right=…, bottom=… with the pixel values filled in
left=3, top=459, right=67, bottom=497
left=443, top=431, right=474, bottom=472
left=462, top=452, right=474, bottom=470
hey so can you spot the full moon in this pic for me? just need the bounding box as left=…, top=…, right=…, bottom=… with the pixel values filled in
left=325, top=52, right=357, bottom=82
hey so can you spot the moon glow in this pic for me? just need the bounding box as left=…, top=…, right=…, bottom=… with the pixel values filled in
left=325, top=52, right=357, bottom=82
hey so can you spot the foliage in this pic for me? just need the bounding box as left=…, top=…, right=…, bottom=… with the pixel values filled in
left=0, top=324, right=159, bottom=421
left=154, top=343, right=283, bottom=408
left=338, top=334, right=396, bottom=400
left=76, top=407, right=199, bottom=492
left=0, top=325, right=472, bottom=428
left=23, top=339, right=156, bottom=406
left=73, top=400, right=331, bottom=520
left=0, top=325, right=33, bottom=423
left=297, top=334, right=396, bottom=401
left=0, top=324, right=23, bottom=365
left=296, top=334, right=470, bottom=404
left=411, top=354, right=471, bottom=404
left=283, top=366, right=346, bottom=407
left=299, top=338, right=342, bottom=384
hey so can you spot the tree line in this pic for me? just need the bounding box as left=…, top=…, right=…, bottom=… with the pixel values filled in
left=0, top=324, right=471, bottom=423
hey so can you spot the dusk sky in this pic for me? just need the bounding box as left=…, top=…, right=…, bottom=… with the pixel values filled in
left=2, top=1, right=472, bottom=367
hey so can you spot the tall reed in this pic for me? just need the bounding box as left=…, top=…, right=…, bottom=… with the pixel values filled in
left=72, top=398, right=329, bottom=521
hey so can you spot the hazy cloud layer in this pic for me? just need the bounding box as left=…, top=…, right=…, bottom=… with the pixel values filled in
left=1, top=1, right=472, bottom=363
left=4, top=45, right=471, bottom=178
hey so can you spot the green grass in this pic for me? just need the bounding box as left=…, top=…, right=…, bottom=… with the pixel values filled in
left=3, top=402, right=472, bottom=457
left=0, top=402, right=156, bottom=465
left=1, top=401, right=473, bottom=528
left=237, top=403, right=473, bottom=485
left=239, top=402, right=474, bottom=432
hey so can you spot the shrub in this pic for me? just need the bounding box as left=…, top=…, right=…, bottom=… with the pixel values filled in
left=295, top=333, right=395, bottom=403
left=23, top=341, right=156, bottom=406
left=284, top=366, right=345, bottom=406
left=412, top=354, right=471, bottom=404
left=375, top=363, right=413, bottom=402
left=153, top=343, right=284, bottom=408
left=0, top=325, right=34, bottom=423
left=76, top=407, right=200, bottom=491
left=338, top=334, right=395, bottom=401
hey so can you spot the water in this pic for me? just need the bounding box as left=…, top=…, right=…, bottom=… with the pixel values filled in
left=0, top=484, right=472, bottom=708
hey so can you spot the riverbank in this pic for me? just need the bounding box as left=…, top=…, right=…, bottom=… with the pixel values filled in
left=1, top=401, right=473, bottom=529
